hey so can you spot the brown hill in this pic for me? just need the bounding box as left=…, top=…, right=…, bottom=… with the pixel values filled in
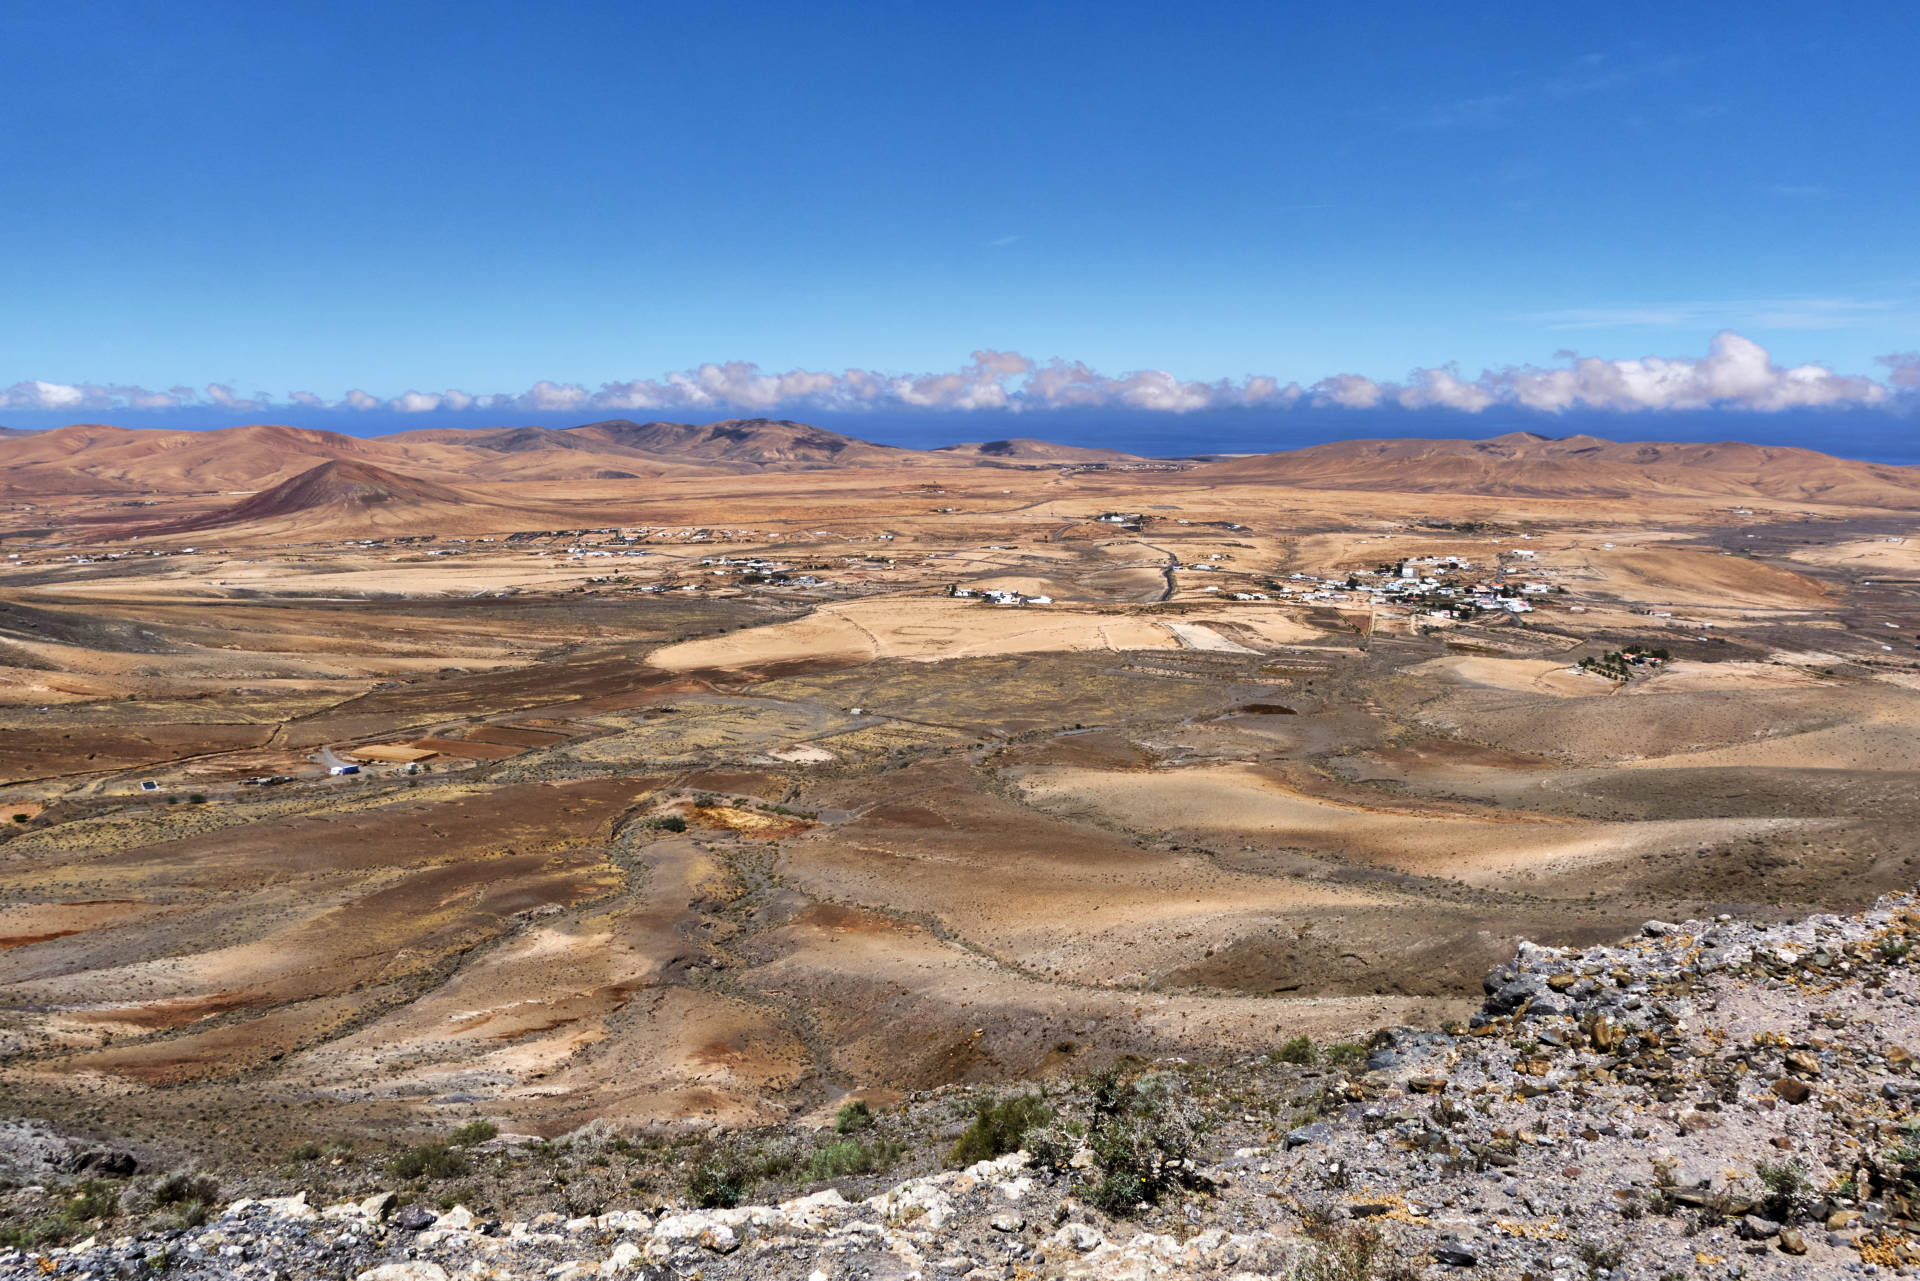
left=558, top=418, right=918, bottom=469
left=933, top=437, right=1140, bottom=463
left=0, top=418, right=933, bottom=496
left=0, top=423, right=481, bottom=496
left=391, top=418, right=910, bottom=475
left=1196, top=432, right=1920, bottom=506
left=123, top=460, right=488, bottom=537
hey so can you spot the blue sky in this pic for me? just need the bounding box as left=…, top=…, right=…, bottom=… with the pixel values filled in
left=2, top=0, right=1915, bottom=436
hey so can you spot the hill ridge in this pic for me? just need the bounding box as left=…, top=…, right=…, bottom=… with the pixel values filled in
left=120, top=460, right=478, bottom=536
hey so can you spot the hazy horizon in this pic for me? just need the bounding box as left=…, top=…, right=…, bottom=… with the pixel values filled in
left=8, top=401, right=1920, bottom=466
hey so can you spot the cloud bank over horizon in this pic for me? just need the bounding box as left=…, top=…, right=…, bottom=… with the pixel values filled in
left=5, top=333, right=1915, bottom=421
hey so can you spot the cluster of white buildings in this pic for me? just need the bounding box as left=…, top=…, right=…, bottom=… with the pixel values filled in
left=951, top=587, right=1053, bottom=606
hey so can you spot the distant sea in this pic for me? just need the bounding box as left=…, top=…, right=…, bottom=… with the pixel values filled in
left=5, top=405, right=1917, bottom=465
left=814, top=407, right=1920, bottom=465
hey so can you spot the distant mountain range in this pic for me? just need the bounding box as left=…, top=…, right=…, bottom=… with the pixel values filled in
left=0, top=418, right=1138, bottom=498
left=10, top=420, right=1920, bottom=539
left=1204, top=432, right=1920, bottom=506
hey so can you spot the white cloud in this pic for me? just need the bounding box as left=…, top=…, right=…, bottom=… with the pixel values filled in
left=1473, top=331, right=1885, bottom=412
left=3, top=334, right=1909, bottom=419
left=204, top=383, right=268, bottom=411
left=1395, top=366, right=1494, bottom=412
left=1311, top=373, right=1385, bottom=409
left=1879, top=352, right=1920, bottom=390
left=23, top=380, right=85, bottom=409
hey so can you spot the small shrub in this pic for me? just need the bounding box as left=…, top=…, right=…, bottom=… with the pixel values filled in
left=1577, top=1240, right=1627, bottom=1277
left=63, top=1180, right=118, bottom=1225
left=1322, top=1042, right=1367, bottom=1069
left=388, top=1143, right=469, bottom=1180
left=0, top=1217, right=65, bottom=1250
left=187, top=794, right=206, bottom=804
left=287, top=1142, right=323, bottom=1162
left=449, top=1120, right=498, bottom=1146
left=1292, top=1223, right=1418, bottom=1281
left=1073, top=1071, right=1207, bottom=1215
left=1273, top=1035, right=1317, bottom=1065
left=685, top=1143, right=754, bottom=1208
left=147, top=1171, right=220, bottom=1230
left=949, top=1094, right=1051, bottom=1167
left=152, top=1172, right=220, bottom=1208
left=809, top=1140, right=882, bottom=1180
left=1084, top=1168, right=1148, bottom=1215
left=11, top=814, right=28, bottom=824
left=835, top=1100, right=874, bottom=1134
left=1754, top=1159, right=1811, bottom=1222
left=652, top=814, right=687, bottom=833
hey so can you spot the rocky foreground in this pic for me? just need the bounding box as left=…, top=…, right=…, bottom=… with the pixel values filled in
left=7, top=894, right=1918, bottom=1281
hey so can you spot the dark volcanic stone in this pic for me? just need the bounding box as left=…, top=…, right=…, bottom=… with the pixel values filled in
left=67, top=1149, right=139, bottom=1177
left=391, top=1205, right=439, bottom=1231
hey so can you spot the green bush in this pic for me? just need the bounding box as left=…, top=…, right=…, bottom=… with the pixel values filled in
left=1080, top=1074, right=1204, bottom=1213
left=63, top=1180, right=118, bottom=1225
left=1084, top=1168, right=1148, bottom=1216
left=652, top=814, right=687, bottom=833
left=809, top=1140, right=877, bottom=1180
left=1322, top=1042, right=1367, bottom=1069
left=147, top=1171, right=220, bottom=1230
left=685, top=1144, right=753, bottom=1208
left=152, top=1172, right=220, bottom=1208
left=11, top=814, right=28, bottom=824
left=1033, top=1069, right=1208, bottom=1216
left=0, top=1217, right=65, bottom=1250
left=1273, top=1035, right=1317, bottom=1065
left=835, top=1100, right=874, bottom=1133
left=949, top=1094, right=1051, bottom=1167
left=449, top=1120, right=498, bottom=1146
left=388, top=1143, right=470, bottom=1180
left=1754, top=1159, right=1810, bottom=1222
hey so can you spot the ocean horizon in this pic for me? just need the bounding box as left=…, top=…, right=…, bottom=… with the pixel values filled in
left=7, top=405, right=1918, bottom=466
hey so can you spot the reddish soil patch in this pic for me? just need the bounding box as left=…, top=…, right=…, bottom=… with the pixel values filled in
left=91, top=989, right=272, bottom=1030
left=793, top=903, right=905, bottom=936
left=1374, top=739, right=1558, bottom=770
left=466, top=725, right=568, bottom=747
left=0, top=930, right=81, bottom=951
left=0, top=724, right=275, bottom=785
left=408, top=736, right=522, bottom=759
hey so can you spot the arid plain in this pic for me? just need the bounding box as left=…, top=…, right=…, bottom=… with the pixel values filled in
left=4, top=419, right=1920, bottom=1166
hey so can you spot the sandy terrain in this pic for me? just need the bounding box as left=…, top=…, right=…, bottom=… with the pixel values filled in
left=1, top=426, right=1918, bottom=1170
left=645, top=597, right=1321, bottom=671
left=1013, top=762, right=1810, bottom=887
